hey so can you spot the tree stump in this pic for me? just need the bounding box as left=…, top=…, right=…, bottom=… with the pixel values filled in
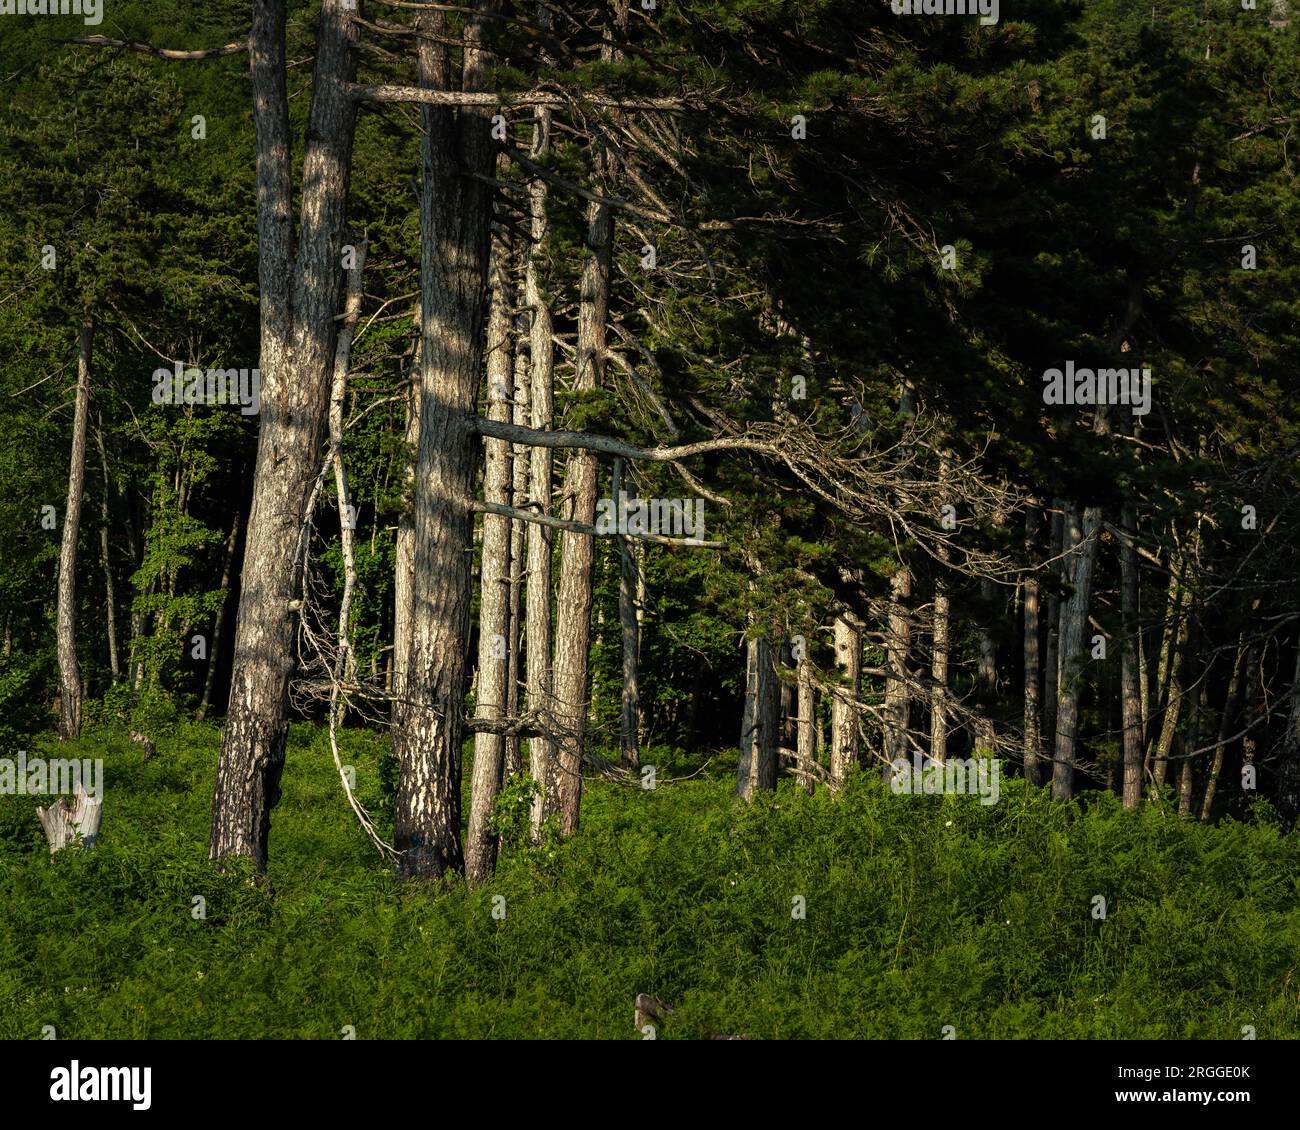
left=36, top=783, right=103, bottom=853
left=129, top=730, right=156, bottom=761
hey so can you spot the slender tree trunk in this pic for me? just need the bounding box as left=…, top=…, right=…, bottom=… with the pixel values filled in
left=1119, top=502, right=1143, bottom=807
left=1275, top=642, right=1300, bottom=832
left=466, top=215, right=516, bottom=887
left=56, top=300, right=93, bottom=740
left=93, top=418, right=119, bottom=683
left=1201, top=631, right=1248, bottom=822
left=1043, top=499, right=1064, bottom=754
left=331, top=236, right=368, bottom=689
left=208, top=0, right=360, bottom=868
left=737, top=634, right=778, bottom=799
left=884, top=568, right=912, bottom=763
left=615, top=460, right=642, bottom=770
left=504, top=300, right=530, bottom=782
left=1178, top=681, right=1201, bottom=817
left=197, top=509, right=241, bottom=722
left=1052, top=501, right=1101, bottom=800
left=390, top=3, right=496, bottom=878
left=797, top=655, right=815, bottom=795
left=931, top=576, right=950, bottom=764
left=550, top=183, right=614, bottom=837
left=830, top=615, right=861, bottom=783
left=1150, top=526, right=1200, bottom=792
left=1023, top=503, right=1041, bottom=785
left=736, top=631, right=757, bottom=796
left=393, top=337, right=420, bottom=716
left=525, top=98, right=557, bottom=837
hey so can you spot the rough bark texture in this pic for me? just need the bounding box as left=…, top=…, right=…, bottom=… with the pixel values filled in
left=549, top=189, right=613, bottom=836
left=466, top=216, right=516, bottom=887
left=736, top=635, right=779, bottom=799
left=56, top=302, right=93, bottom=741
left=884, top=567, right=912, bottom=763
left=616, top=461, right=642, bottom=769
left=209, top=0, right=360, bottom=869
left=504, top=302, right=530, bottom=781
left=830, top=615, right=861, bottom=783
left=525, top=99, right=557, bottom=838
left=797, top=656, right=815, bottom=795
left=391, top=2, right=496, bottom=878
left=931, top=571, right=951, bottom=764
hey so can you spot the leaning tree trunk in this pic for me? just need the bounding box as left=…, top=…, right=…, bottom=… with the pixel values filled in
left=466, top=215, right=516, bottom=887
left=830, top=615, right=861, bottom=783
left=390, top=4, right=496, bottom=878
left=209, top=0, right=360, bottom=869
left=56, top=300, right=93, bottom=741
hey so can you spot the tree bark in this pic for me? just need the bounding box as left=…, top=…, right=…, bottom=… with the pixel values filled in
left=615, top=460, right=642, bottom=769
left=830, top=615, right=861, bottom=783
left=57, top=300, right=93, bottom=741
left=1119, top=502, right=1143, bottom=807
left=466, top=214, right=516, bottom=887
left=797, top=655, right=815, bottom=796
left=209, top=0, right=361, bottom=869
left=1052, top=501, right=1101, bottom=801
left=1043, top=499, right=1064, bottom=754
left=390, top=2, right=496, bottom=878
left=504, top=294, right=530, bottom=782
left=197, top=508, right=241, bottom=722
left=737, top=635, right=778, bottom=799
left=1200, top=631, right=1248, bottom=822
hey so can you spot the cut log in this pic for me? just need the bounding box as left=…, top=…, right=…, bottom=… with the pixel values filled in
left=36, top=783, right=103, bottom=853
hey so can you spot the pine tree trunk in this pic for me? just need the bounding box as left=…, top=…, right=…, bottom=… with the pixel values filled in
left=1178, top=681, right=1201, bottom=817
left=1119, top=502, right=1143, bottom=807
left=1022, top=503, right=1041, bottom=785
left=209, top=0, right=360, bottom=869
left=93, top=419, right=119, bottom=683
left=504, top=302, right=530, bottom=782
left=830, top=615, right=861, bottom=783
left=525, top=100, right=558, bottom=838
left=884, top=568, right=912, bottom=763
left=737, top=635, right=779, bottom=798
left=466, top=216, right=516, bottom=887
left=797, top=656, right=815, bottom=795
left=1052, top=502, right=1101, bottom=800
left=616, top=461, right=641, bottom=770
left=550, top=186, right=613, bottom=836
left=57, top=300, right=93, bottom=741
left=1150, top=527, right=1200, bottom=792
left=931, top=576, right=950, bottom=764
left=1201, top=632, right=1248, bottom=822
left=1043, top=499, right=1064, bottom=754
left=393, top=337, right=420, bottom=715
left=390, top=4, right=496, bottom=878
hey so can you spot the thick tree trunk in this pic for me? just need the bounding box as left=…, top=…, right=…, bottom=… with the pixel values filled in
left=466, top=216, right=516, bottom=887
left=197, top=508, right=241, bottom=722
left=1119, top=503, right=1143, bottom=807
left=209, top=0, right=360, bottom=869
left=57, top=301, right=93, bottom=741
left=93, top=420, right=119, bottom=683
left=390, top=4, right=496, bottom=878
left=830, top=615, right=861, bottom=783
left=1052, top=502, right=1101, bottom=800
left=1022, top=503, right=1041, bottom=785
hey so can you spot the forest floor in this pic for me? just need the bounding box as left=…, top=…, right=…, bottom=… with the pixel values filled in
left=2, top=721, right=1298, bottom=1039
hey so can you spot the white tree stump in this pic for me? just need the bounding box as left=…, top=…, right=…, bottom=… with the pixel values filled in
left=36, top=783, right=103, bottom=853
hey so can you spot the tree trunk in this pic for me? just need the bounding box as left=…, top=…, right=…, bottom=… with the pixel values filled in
left=1022, top=503, right=1041, bottom=785
left=1178, top=680, right=1201, bottom=817
left=56, top=300, right=93, bottom=741
left=884, top=567, right=912, bottom=763
left=830, top=615, right=861, bottom=782
left=615, top=460, right=642, bottom=770
left=797, top=656, right=815, bottom=796
left=93, top=419, right=119, bottom=683
left=550, top=181, right=614, bottom=836
left=209, top=0, right=361, bottom=869
left=1043, top=499, right=1064, bottom=755
left=1201, top=631, right=1248, bottom=822
left=1119, top=502, right=1143, bottom=807
left=466, top=215, right=516, bottom=887
left=1274, top=642, right=1300, bottom=832
left=525, top=98, right=558, bottom=838
left=390, top=4, right=496, bottom=878
left=931, top=574, right=950, bottom=765
left=1052, top=501, right=1101, bottom=800
left=393, top=336, right=420, bottom=714
left=197, top=508, right=241, bottom=722
left=737, top=635, right=778, bottom=799
left=504, top=299, right=530, bottom=782
left=1150, top=526, right=1200, bottom=792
